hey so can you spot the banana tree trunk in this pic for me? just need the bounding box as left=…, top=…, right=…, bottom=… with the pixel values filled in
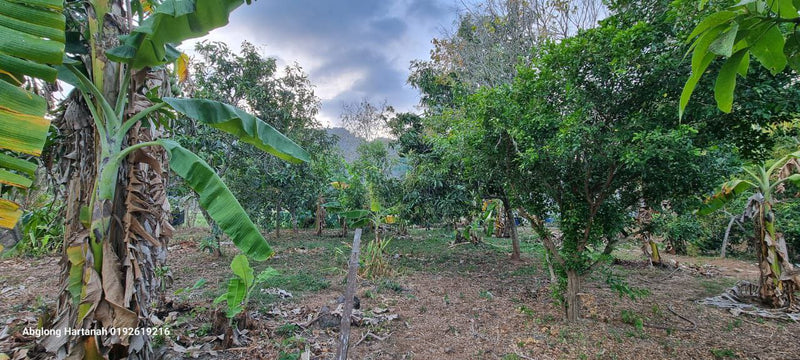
left=637, top=203, right=660, bottom=265
left=43, top=3, right=172, bottom=358
left=755, top=200, right=799, bottom=308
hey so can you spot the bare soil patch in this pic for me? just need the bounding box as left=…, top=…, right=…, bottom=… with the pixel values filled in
left=1, top=228, right=799, bottom=359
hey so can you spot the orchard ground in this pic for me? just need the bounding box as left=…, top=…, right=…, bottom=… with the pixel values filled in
left=2, top=227, right=799, bottom=359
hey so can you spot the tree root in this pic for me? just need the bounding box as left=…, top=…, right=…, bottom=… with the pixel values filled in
left=643, top=305, right=697, bottom=332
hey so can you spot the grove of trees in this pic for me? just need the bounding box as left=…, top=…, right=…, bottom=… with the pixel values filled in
left=1, top=0, right=800, bottom=358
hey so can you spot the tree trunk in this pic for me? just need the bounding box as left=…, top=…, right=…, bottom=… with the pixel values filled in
left=290, top=207, right=298, bottom=234
left=564, top=269, right=582, bottom=322
left=315, top=195, right=325, bottom=236
left=200, top=206, right=223, bottom=257
left=545, top=249, right=557, bottom=284
left=275, top=198, right=281, bottom=239
left=340, top=217, right=348, bottom=238
left=721, top=215, right=736, bottom=258
left=502, top=197, right=521, bottom=261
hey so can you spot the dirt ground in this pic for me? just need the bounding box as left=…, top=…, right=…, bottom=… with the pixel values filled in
left=1, top=227, right=799, bottom=359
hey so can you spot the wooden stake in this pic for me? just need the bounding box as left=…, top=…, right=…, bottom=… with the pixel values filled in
left=336, top=228, right=362, bottom=360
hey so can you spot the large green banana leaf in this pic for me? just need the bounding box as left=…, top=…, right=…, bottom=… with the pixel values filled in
left=107, top=0, right=249, bottom=69
left=163, top=97, right=311, bottom=163
left=0, top=0, right=65, bottom=229
left=157, top=139, right=274, bottom=260
left=696, top=179, right=754, bottom=216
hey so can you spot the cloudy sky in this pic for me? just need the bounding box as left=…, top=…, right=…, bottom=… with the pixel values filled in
left=181, top=0, right=461, bottom=127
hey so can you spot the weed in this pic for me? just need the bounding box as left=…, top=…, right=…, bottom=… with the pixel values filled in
left=174, top=278, right=207, bottom=301
left=198, top=235, right=220, bottom=255
left=479, top=290, right=494, bottom=300
left=651, top=304, right=662, bottom=316
left=193, top=323, right=211, bottom=337
left=275, top=323, right=300, bottom=337
left=281, top=335, right=306, bottom=349
left=621, top=309, right=645, bottom=338
left=535, top=314, right=556, bottom=324
left=152, top=332, right=166, bottom=348
left=378, top=280, right=404, bottom=293
left=725, top=318, right=742, bottom=331
left=608, top=330, right=623, bottom=343
left=502, top=354, right=521, bottom=360
left=444, top=294, right=451, bottom=305
left=710, top=348, right=738, bottom=359
left=517, top=305, right=535, bottom=318
left=446, top=325, right=458, bottom=335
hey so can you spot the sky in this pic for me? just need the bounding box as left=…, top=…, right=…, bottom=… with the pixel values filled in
left=181, top=0, right=461, bottom=128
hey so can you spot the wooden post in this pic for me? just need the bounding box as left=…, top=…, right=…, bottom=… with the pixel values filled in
left=336, top=228, right=362, bottom=360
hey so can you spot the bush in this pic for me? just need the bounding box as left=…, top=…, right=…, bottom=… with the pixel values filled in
left=653, top=212, right=704, bottom=255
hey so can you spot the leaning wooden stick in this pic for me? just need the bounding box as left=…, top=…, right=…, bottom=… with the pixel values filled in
left=336, top=228, right=362, bottom=360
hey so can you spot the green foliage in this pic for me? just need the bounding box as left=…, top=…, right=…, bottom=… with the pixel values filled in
left=178, top=41, right=337, bottom=232
left=620, top=309, right=645, bottom=333
left=275, top=323, right=300, bottom=337
left=15, top=198, right=63, bottom=256
left=214, top=255, right=278, bottom=319
left=604, top=268, right=650, bottom=301
left=653, top=212, right=707, bottom=255
left=268, top=272, right=329, bottom=293
left=682, top=0, right=800, bottom=115
left=107, top=0, right=248, bottom=69
left=775, top=195, right=800, bottom=261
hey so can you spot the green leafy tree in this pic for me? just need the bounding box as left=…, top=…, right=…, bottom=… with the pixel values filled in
left=184, top=41, right=337, bottom=236
left=505, top=0, right=732, bottom=321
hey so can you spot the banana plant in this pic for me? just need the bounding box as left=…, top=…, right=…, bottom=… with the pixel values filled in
left=214, top=254, right=278, bottom=320
left=0, top=0, right=65, bottom=229
left=697, top=150, right=800, bottom=307
left=7, top=0, right=312, bottom=358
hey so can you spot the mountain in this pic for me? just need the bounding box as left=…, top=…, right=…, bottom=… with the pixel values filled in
left=325, top=127, right=407, bottom=177
left=326, top=127, right=363, bottom=163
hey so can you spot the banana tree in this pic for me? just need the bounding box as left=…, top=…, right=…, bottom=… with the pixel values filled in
left=698, top=151, right=800, bottom=307
left=0, top=0, right=310, bottom=358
